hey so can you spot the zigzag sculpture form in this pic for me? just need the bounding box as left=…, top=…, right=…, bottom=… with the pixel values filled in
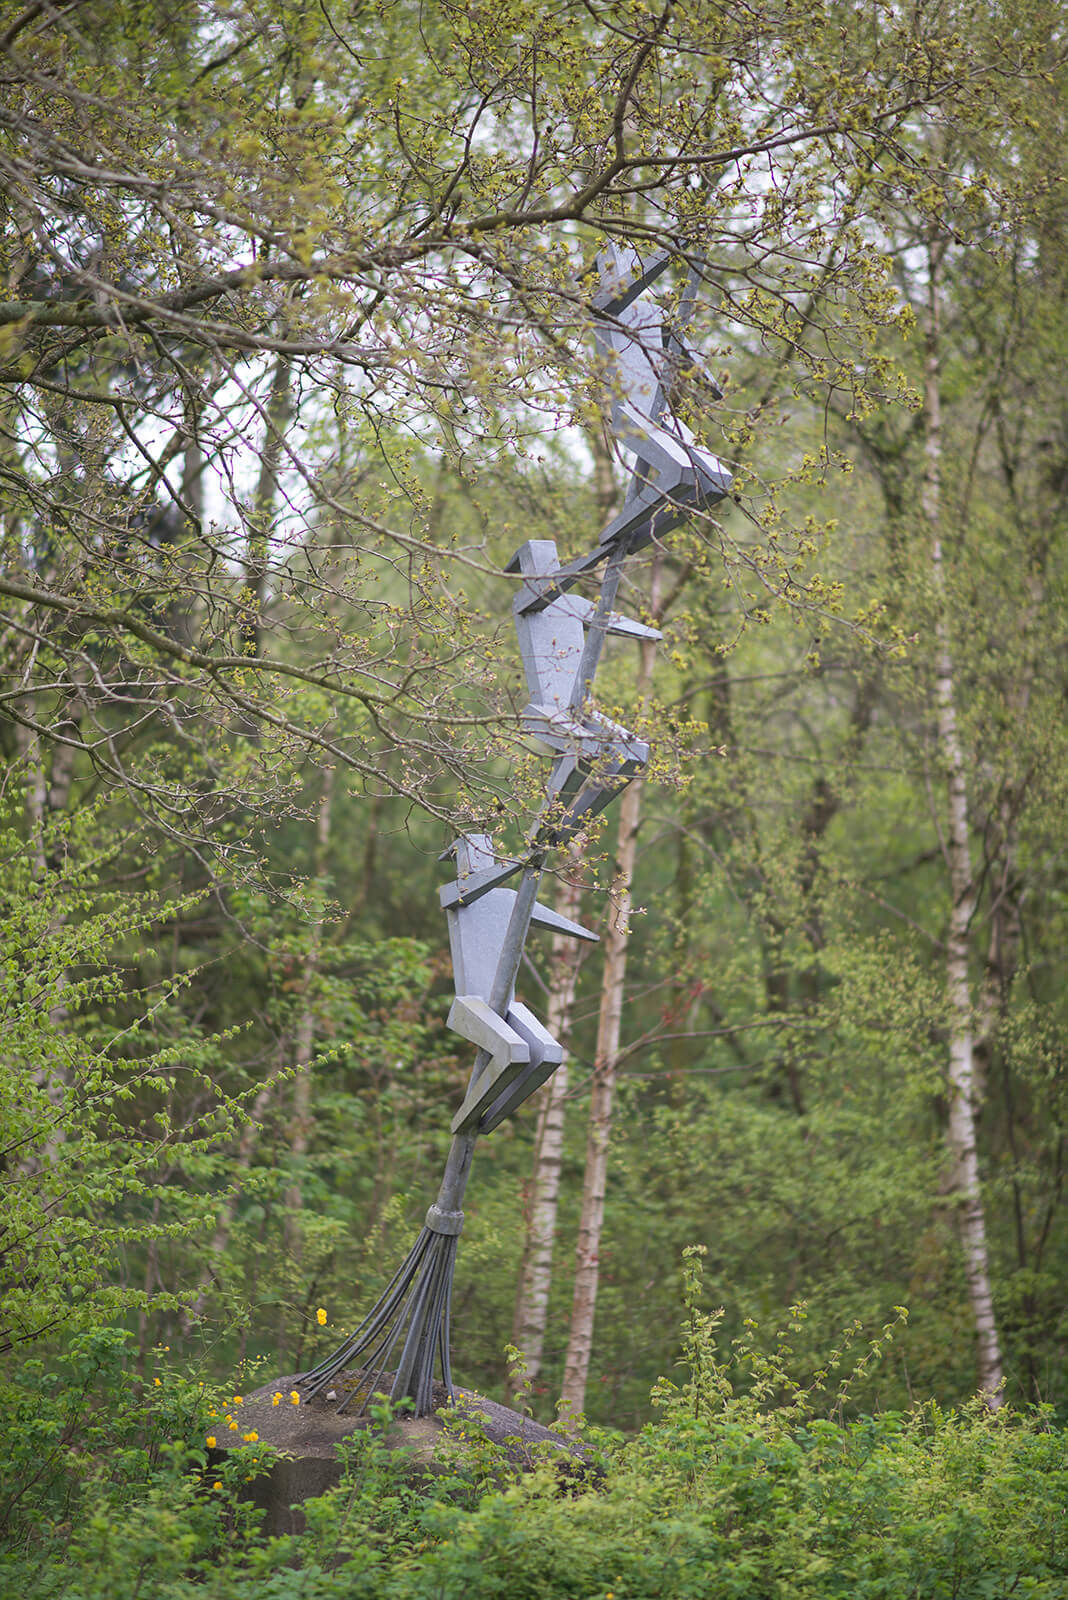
left=301, top=243, right=731, bottom=1415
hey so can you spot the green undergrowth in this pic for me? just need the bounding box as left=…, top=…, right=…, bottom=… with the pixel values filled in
left=2, top=1265, right=1065, bottom=1599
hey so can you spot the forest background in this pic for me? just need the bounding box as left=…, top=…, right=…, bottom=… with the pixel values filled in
left=0, top=0, right=1066, bottom=1570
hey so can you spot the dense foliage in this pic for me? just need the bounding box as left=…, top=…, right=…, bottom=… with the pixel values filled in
left=2, top=1282, right=1066, bottom=1598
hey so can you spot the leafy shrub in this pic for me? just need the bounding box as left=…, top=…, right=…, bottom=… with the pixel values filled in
left=2, top=1254, right=1064, bottom=1598
left=0, top=811, right=241, bottom=1364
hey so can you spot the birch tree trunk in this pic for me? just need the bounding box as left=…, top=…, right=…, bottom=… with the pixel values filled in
left=923, top=243, right=1004, bottom=1405
left=506, top=845, right=587, bottom=1403
left=559, top=559, right=661, bottom=1418
left=506, top=427, right=618, bottom=1406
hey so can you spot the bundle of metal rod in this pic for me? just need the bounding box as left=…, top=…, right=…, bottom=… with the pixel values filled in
left=300, top=243, right=731, bottom=1416
left=300, top=1225, right=456, bottom=1417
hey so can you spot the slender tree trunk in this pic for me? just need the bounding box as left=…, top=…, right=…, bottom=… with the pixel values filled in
left=507, top=844, right=587, bottom=1402
left=17, top=713, right=69, bottom=1170
left=169, top=419, right=207, bottom=650
left=181, top=1056, right=286, bottom=1332
left=283, top=764, right=335, bottom=1263
left=924, top=244, right=1004, bottom=1405
left=136, top=1194, right=161, bottom=1369
left=242, top=352, right=292, bottom=659
left=559, top=559, right=661, bottom=1418
left=183, top=765, right=335, bottom=1341
left=282, top=764, right=334, bottom=1235
left=19, top=712, right=47, bottom=878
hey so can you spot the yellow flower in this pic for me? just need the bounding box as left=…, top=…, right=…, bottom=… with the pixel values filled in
left=206, top=1435, right=217, bottom=1448
left=271, top=1392, right=282, bottom=1406
left=290, top=1390, right=300, bottom=1405
left=242, top=1431, right=258, bottom=1443
left=233, top=1395, right=242, bottom=1404
left=212, top=1481, right=222, bottom=1491
left=154, top=1377, right=161, bottom=1386
left=228, top=1420, right=239, bottom=1431
left=316, top=1307, right=327, bottom=1326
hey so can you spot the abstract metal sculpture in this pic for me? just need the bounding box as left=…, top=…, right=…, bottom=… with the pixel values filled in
left=301, top=243, right=731, bottom=1416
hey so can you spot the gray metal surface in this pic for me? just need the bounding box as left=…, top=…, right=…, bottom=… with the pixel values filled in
left=301, top=243, right=731, bottom=1415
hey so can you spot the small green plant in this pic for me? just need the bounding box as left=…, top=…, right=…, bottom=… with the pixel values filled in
left=652, top=1243, right=911, bottom=1434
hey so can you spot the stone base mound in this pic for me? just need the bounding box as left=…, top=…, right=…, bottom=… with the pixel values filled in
left=209, top=1370, right=588, bottom=1535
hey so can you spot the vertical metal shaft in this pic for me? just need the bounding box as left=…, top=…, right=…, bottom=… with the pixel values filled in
left=569, top=537, right=632, bottom=715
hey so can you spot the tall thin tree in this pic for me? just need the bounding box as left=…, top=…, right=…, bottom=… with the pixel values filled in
left=922, top=237, right=1004, bottom=1404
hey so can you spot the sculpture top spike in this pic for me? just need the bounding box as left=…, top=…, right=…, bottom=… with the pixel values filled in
left=511, top=246, right=732, bottom=615
left=591, top=242, right=732, bottom=558
left=589, top=243, right=672, bottom=315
